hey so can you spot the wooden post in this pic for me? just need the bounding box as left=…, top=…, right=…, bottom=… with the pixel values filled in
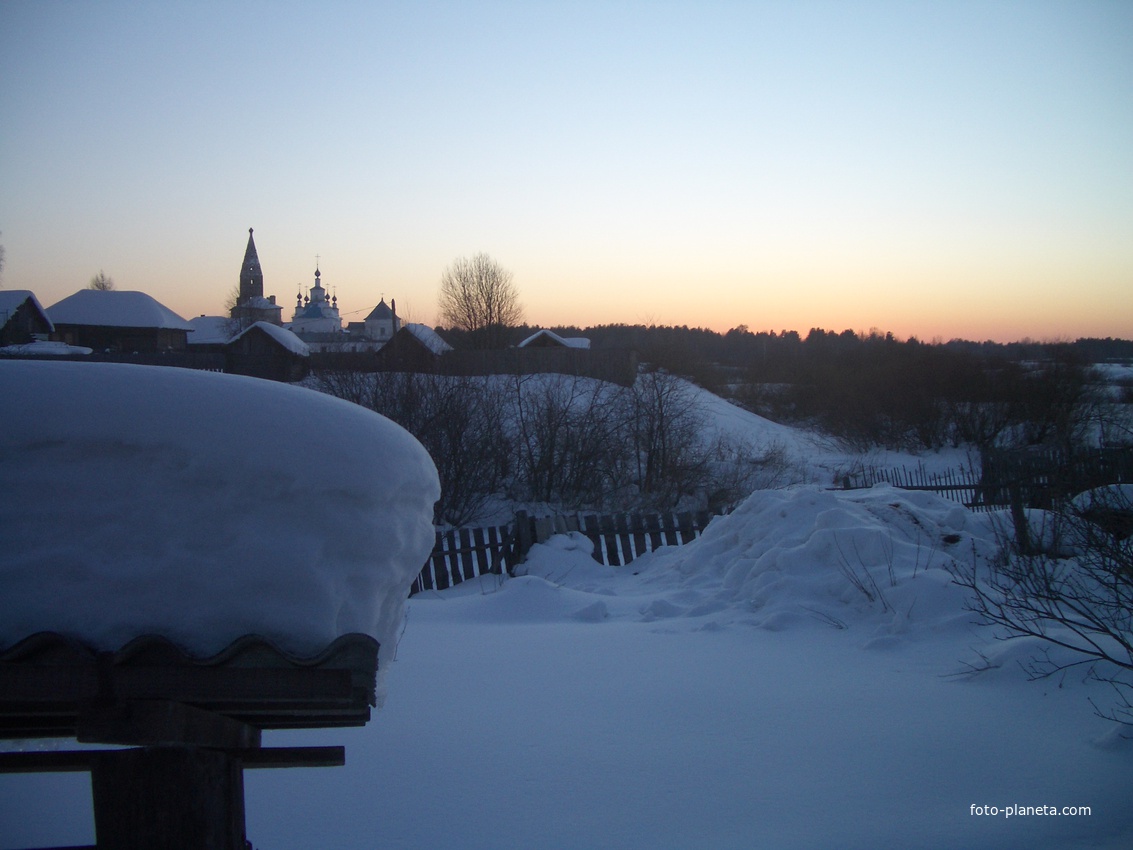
left=1009, top=484, right=1033, bottom=555
left=90, top=746, right=247, bottom=850
left=514, top=510, right=534, bottom=563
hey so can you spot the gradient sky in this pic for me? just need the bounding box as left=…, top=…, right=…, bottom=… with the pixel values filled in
left=2, top=1, right=1130, bottom=342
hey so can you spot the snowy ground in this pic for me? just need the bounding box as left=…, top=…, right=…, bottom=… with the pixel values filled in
left=1, top=364, right=1130, bottom=849
left=4, top=487, right=1131, bottom=849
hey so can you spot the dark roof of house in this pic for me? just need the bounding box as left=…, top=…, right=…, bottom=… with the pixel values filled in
left=365, top=299, right=394, bottom=321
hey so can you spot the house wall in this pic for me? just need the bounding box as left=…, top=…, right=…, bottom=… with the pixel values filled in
left=226, top=327, right=309, bottom=382
left=53, top=324, right=188, bottom=353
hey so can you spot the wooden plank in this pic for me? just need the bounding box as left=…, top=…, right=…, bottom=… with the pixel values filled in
left=581, top=514, right=605, bottom=565
left=1, top=665, right=354, bottom=706
left=239, top=745, right=345, bottom=769
left=630, top=513, right=648, bottom=560
left=644, top=513, right=664, bottom=551
left=695, top=511, right=712, bottom=536
left=0, top=746, right=345, bottom=774
left=0, top=749, right=97, bottom=774
left=459, top=527, right=476, bottom=581
left=598, top=514, right=620, bottom=566
left=660, top=513, right=680, bottom=546
left=675, top=512, right=693, bottom=544
left=77, top=698, right=261, bottom=749
left=432, top=531, right=453, bottom=590
left=472, top=527, right=489, bottom=576
left=614, top=513, right=633, bottom=565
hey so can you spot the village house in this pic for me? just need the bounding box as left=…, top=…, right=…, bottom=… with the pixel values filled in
left=518, top=329, right=591, bottom=349
left=46, top=289, right=194, bottom=353
left=0, top=290, right=54, bottom=347
left=227, top=321, right=310, bottom=382
left=373, top=323, right=453, bottom=372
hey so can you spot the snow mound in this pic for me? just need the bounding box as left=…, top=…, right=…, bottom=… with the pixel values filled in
left=0, top=361, right=440, bottom=682
left=633, top=485, right=999, bottom=636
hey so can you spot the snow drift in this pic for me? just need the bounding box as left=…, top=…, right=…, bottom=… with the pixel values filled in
left=0, top=360, right=439, bottom=672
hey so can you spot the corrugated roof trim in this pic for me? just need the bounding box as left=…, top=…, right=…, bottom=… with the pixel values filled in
left=2, top=630, right=376, bottom=670
left=1, top=632, right=379, bottom=738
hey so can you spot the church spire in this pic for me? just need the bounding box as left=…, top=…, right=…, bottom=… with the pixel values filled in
left=239, top=227, right=264, bottom=305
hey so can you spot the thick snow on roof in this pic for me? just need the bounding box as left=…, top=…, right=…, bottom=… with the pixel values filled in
left=518, top=329, right=591, bottom=349
left=234, top=320, right=311, bottom=356
left=404, top=322, right=453, bottom=355
left=0, top=290, right=53, bottom=331
left=0, top=340, right=92, bottom=356
left=187, top=315, right=234, bottom=344
left=0, top=361, right=439, bottom=671
left=46, top=289, right=194, bottom=330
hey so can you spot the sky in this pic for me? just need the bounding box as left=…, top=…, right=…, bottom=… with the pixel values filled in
left=1, top=0, right=1131, bottom=343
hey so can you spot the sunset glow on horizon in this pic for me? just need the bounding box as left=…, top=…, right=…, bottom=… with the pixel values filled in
left=2, top=1, right=1130, bottom=344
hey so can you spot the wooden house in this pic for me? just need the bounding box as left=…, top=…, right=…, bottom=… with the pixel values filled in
left=0, top=290, right=54, bottom=347
left=226, top=321, right=310, bottom=382
left=46, top=290, right=194, bottom=353
left=373, top=323, right=454, bottom=373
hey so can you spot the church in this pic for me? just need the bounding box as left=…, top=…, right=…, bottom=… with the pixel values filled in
left=228, top=228, right=399, bottom=352
left=230, top=228, right=283, bottom=327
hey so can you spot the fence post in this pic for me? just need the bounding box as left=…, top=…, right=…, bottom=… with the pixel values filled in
left=1008, top=484, right=1034, bottom=555
left=514, top=510, right=534, bottom=564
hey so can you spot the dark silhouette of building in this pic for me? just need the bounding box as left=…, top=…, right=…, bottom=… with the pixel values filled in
left=231, top=228, right=282, bottom=327
left=0, top=291, right=54, bottom=346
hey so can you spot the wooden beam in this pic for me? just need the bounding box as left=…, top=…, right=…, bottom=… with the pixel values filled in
left=77, top=699, right=261, bottom=749
left=0, top=745, right=344, bottom=774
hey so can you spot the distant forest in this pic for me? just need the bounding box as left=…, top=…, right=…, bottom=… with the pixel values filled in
left=437, top=323, right=1133, bottom=454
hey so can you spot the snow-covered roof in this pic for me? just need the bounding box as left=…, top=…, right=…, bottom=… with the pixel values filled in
left=233, top=320, right=311, bottom=357
left=404, top=323, right=454, bottom=355
left=518, top=329, right=591, bottom=349
left=46, top=290, right=194, bottom=330
left=243, top=295, right=281, bottom=311
left=188, top=315, right=234, bottom=345
left=0, top=340, right=92, bottom=356
left=0, top=360, right=440, bottom=667
left=0, top=290, right=54, bottom=332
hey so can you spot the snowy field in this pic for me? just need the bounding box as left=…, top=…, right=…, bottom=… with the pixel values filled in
left=1, top=361, right=1131, bottom=849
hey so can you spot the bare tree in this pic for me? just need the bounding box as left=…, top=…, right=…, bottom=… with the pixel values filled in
left=508, top=373, right=628, bottom=508
left=437, top=253, right=523, bottom=349
left=629, top=369, right=715, bottom=508
left=88, top=270, right=115, bottom=291
left=951, top=487, right=1133, bottom=725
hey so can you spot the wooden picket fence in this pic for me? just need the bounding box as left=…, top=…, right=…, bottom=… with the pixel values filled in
left=410, top=509, right=721, bottom=595
left=843, top=446, right=1133, bottom=512
left=841, top=464, right=994, bottom=511
left=411, top=523, right=518, bottom=595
